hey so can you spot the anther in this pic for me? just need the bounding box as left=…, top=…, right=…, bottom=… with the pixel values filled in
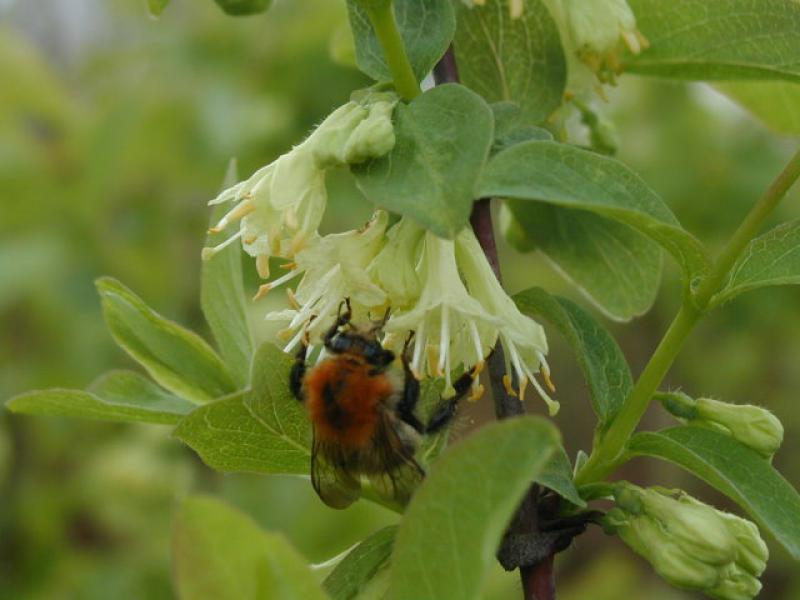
left=502, top=374, right=518, bottom=398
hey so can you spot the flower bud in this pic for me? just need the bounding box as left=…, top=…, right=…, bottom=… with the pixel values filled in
left=658, top=392, right=783, bottom=459
left=614, top=485, right=735, bottom=568
left=310, top=94, right=397, bottom=168
left=609, top=484, right=766, bottom=599
left=342, top=96, right=397, bottom=164
left=695, top=397, right=784, bottom=459
left=708, top=564, right=762, bottom=600
left=717, top=511, right=768, bottom=577
left=617, top=514, right=721, bottom=590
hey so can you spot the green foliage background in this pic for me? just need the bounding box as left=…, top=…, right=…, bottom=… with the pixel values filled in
left=1, top=0, right=799, bottom=598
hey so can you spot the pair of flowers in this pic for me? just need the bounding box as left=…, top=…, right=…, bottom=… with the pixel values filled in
left=202, top=92, right=555, bottom=411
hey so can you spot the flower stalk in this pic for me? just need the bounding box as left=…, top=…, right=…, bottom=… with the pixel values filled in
left=361, top=1, right=420, bottom=101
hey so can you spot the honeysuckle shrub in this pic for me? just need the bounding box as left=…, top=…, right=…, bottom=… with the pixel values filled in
left=6, top=1, right=800, bottom=599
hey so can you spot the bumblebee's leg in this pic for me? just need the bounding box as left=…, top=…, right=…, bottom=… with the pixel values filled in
left=397, top=334, right=424, bottom=433
left=323, top=298, right=353, bottom=350
left=425, top=366, right=479, bottom=434
left=289, top=338, right=309, bottom=402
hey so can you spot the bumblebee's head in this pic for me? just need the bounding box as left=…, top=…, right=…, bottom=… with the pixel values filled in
left=327, top=327, right=395, bottom=368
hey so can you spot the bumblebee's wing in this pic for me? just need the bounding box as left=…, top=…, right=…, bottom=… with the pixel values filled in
left=311, top=432, right=361, bottom=509
left=367, top=415, right=425, bottom=507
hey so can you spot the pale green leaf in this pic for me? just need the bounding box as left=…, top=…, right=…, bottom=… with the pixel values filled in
left=172, top=496, right=326, bottom=600
left=88, top=370, right=195, bottom=418
left=389, top=417, right=559, bottom=600
left=324, top=526, right=396, bottom=600
left=628, top=426, right=800, bottom=558
left=346, top=0, right=455, bottom=82
left=96, top=277, right=236, bottom=403
left=714, top=219, right=800, bottom=306
left=503, top=201, right=662, bottom=321
left=213, top=0, right=273, bottom=17
left=202, top=160, right=254, bottom=387
left=479, top=140, right=711, bottom=279
left=626, top=0, right=800, bottom=82
left=6, top=371, right=194, bottom=425
left=454, top=0, right=566, bottom=123
left=174, top=343, right=310, bottom=474
left=716, top=81, right=800, bottom=136
left=354, top=84, right=494, bottom=237
left=538, top=447, right=586, bottom=507
left=514, top=287, right=632, bottom=429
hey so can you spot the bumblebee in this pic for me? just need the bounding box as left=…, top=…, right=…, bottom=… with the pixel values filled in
left=290, top=300, right=479, bottom=509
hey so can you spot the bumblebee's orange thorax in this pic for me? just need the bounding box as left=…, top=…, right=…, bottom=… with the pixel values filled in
left=305, top=354, right=394, bottom=448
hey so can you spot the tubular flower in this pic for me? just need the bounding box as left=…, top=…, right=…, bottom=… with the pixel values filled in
left=366, top=216, right=425, bottom=310
left=658, top=392, right=784, bottom=459
left=455, top=228, right=556, bottom=414
left=267, top=211, right=390, bottom=352
left=385, top=232, right=502, bottom=398
left=201, top=93, right=397, bottom=278
left=606, top=483, right=767, bottom=600
left=542, top=0, right=648, bottom=94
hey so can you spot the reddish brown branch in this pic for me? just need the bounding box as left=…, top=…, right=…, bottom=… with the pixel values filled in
left=522, top=555, right=556, bottom=600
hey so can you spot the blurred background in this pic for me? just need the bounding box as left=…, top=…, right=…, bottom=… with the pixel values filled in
left=1, top=1, right=799, bottom=598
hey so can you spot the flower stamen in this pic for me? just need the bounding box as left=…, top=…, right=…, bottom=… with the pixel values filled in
left=201, top=230, right=243, bottom=261
left=253, top=268, right=301, bottom=301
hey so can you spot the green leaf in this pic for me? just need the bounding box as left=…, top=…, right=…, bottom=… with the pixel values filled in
left=6, top=371, right=194, bottom=425
left=146, top=0, right=170, bottom=17
left=243, top=342, right=311, bottom=459
left=491, top=102, right=553, bottom=155
left=502, top=201, right=662, bottom=321
left=479, top=140, right=711, bottom=280
left=453, top=0, right=566, bottom=123
left=716, top=81, right=800, bottom=136
left=324, top=526, right=396, bottom=600
left=353, top=84, right=494, bottom=237
left=174, top=343, right=310, bottom=474
left=202, top=161, right=254, bottom=387
left=172, top=496, right=326, bottom=600
left=538, top=447, right=586, bottom=508
left=628, top=426, right=800, bottom=559
left=96, top=277, right=236, bottom=404
left=713, top=219, right=800, bottom=306
left=626, top=0, right=800, bottom=82
left=514, top=287, right=632, bottom=429
left=346, top=0, right=455, bottom=82
left=389, top=417, right=559, bottom=600
left=213, top=0, right=273, bottom=16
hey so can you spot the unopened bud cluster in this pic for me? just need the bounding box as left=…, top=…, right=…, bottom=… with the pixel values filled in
left=658, top=392, right=783, bottom=459
left=605, top=483, right=767, bottom=600
left=203, top=93, right=554, bottom=409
